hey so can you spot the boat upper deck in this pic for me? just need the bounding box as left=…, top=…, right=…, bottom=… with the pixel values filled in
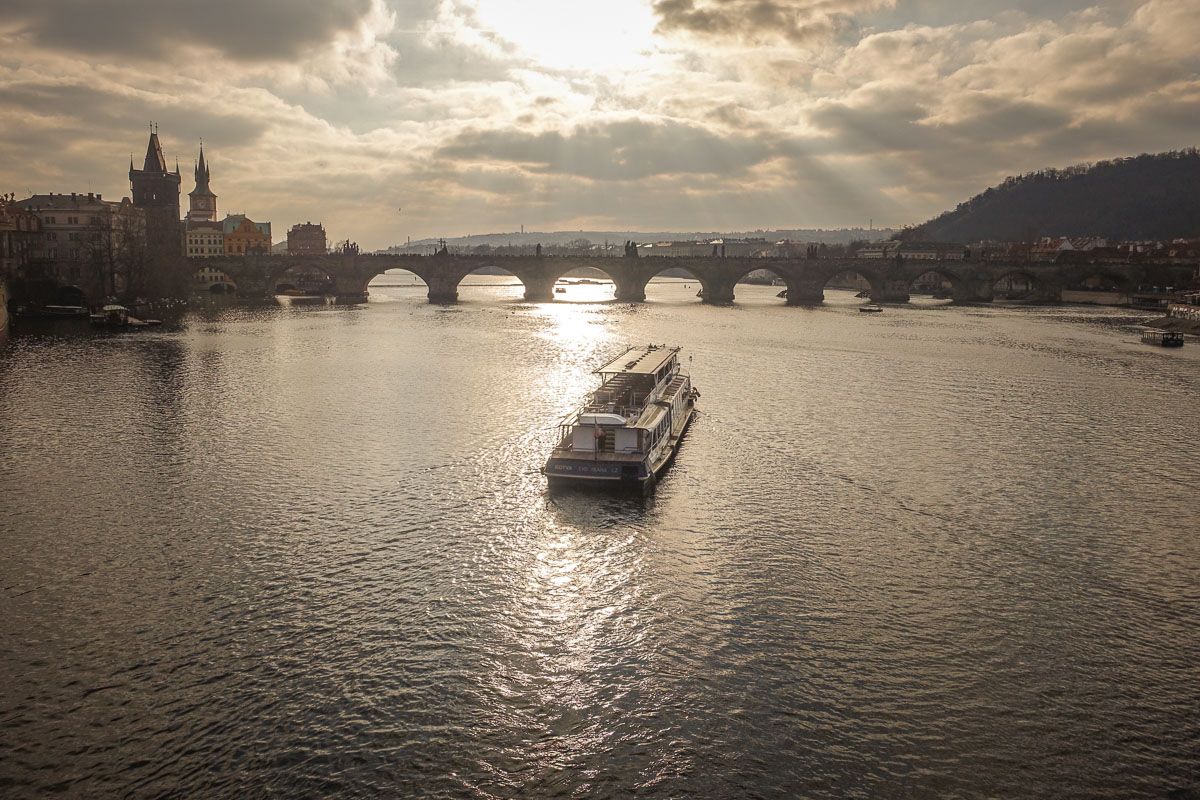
left=595, top=345, right=679, bottom=377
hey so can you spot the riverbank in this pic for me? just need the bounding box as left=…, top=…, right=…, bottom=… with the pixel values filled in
left=0, top=281, right=9, bottom=344
left=1143, top=315, right=1200, bottom=335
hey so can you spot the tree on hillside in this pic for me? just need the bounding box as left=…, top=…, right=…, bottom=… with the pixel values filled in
left=912, top=149, right=1200, bottom=242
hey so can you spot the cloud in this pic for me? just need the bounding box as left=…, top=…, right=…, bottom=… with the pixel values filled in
left=3, top=0, right=1199, bottom=247
left=3, top=0, right=376, bottom=62
left=436, top=118, right=773, bottom=180
left=652, top=0, right=897, bottom=44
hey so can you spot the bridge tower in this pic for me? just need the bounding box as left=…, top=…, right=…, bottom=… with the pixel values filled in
left=129, top=124, right=182, bottom=258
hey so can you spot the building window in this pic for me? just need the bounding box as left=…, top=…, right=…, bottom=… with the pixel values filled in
left=45, top=216, right=56, bottom=224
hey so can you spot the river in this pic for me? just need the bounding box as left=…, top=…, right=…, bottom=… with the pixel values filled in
left=1, top=277, right=1197, bottom=798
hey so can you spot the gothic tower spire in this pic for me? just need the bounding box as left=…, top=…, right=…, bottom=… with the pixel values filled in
left=187, top=141, right=217, bottom=223
left=143, top=127, right=167, bottom=173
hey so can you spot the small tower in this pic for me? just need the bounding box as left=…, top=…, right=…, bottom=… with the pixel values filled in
left=187, top=143, right=217, bottom=223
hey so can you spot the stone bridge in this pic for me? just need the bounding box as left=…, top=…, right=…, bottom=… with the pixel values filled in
left=201, top=253, right=1193, bottom=306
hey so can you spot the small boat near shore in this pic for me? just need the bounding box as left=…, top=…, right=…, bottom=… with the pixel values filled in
left=859, top=304, right=883, bottom=313
left=90, top=305, right=161, bottom=329
left=275, top=292, right=333, bottom=306
left=15, top=304, right=90, bottom=318
left=545, top=344, right=699, bottom=492
left=1141, top=329, right=1184, bottom=347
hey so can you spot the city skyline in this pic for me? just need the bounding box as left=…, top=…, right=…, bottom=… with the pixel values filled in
left=2, top=0, right=1198, bottom=250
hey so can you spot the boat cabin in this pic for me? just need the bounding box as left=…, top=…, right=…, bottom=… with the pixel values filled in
left=556, top=345, right=683, bottom=454
left=1141, top=330, right=1184, bottom=347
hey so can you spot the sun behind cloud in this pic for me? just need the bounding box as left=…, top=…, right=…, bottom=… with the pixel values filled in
left=464, top=0, right=659, bottom=72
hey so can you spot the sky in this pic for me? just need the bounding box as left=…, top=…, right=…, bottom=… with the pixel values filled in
left=1, top=0, right=1198, bottom=249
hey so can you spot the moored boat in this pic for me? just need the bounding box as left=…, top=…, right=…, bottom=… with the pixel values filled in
left=859, top=304, right=883, bottom=313
left=1141, top=329, right=1184, bottom=347
left=14, top=304, right=90, bottom=318
left=91, top=305, right=133, bottom=327
left=89, top=305, right=160, bottom=328
left=545, top=344, right=699, bottom=492
left=275, top=292, right=333, bottom=306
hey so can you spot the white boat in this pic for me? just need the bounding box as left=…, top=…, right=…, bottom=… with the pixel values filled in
left=545, top=345, right=699, bottom=492
left=89, top=305, right=161, bottom=329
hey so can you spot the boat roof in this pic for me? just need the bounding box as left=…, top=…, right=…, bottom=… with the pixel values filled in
left=596, top=345, right=679, bottom=375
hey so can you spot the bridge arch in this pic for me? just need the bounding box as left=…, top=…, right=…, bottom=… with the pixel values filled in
left=268, top=262, right=335, bottom=299
left=55, top=284, right=89, bottom=306
left=686, top=260, right=802, bottom=304
left=907, top=267, right=958, bottom=304
left=643, top=264, right=703, bottom=303
left=1059, top=264, right=1137, bottom=305
left=992, top=269, right=1050, bottom=303
left=193, top=265, right=237, bottom=295
left=456, top=264, right=528, bottom=303
left=730, top=265, right=794, bottom=304
left=1063, top=265, right=1136, bottom=291
left=815, top=266, right=879, bottom=305
left=367, top=266, right=428, bottom=301
left=547, top=265, right=620, bottom=302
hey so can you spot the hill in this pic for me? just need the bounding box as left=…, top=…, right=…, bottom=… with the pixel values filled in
left=911, top=149, right=1200, bottom=242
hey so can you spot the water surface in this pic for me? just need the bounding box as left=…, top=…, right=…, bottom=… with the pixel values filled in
left=1, top=279, right=1197, bottom=797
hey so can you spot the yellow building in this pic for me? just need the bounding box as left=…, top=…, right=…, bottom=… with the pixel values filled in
left=222, top=215, right=271, bottom=255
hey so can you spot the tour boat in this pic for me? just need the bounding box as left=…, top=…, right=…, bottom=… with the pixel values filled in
left=1141, top=329, right=1184, bottom=347
left=545, top=344, right=699, bottom=491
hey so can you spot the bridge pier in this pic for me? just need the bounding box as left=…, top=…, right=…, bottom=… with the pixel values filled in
left=522, top=274, right=556, bottom=302
left=701, top=278, right=736, bottom=305
left=871, top=279, right=910, bottom=304
left=786, top=279, right=825, bottom=305
left=426, top=273, right=459, bottom=304
left=613, top=277, right=646, bottom=302
left=952, top=276, right=995, bottom=304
